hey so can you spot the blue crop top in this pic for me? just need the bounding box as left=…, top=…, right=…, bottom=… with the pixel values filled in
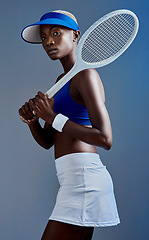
left=54, top=81, right=91, bottom=125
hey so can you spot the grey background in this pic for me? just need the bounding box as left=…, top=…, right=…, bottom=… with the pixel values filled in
left=0, top=0, right=148, bottom=239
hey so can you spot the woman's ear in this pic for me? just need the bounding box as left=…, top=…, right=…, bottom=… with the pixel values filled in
left=73, top=30, right=80, bottom=42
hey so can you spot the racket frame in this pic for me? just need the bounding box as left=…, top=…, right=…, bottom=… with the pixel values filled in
left=46, top=9, right=139, bottom=98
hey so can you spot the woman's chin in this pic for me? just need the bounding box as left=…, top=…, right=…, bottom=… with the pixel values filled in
left=48, top=54, right=59, bottom=61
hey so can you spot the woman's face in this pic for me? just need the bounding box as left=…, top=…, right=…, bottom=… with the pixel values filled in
left=40, top=25, right=77, bottom=60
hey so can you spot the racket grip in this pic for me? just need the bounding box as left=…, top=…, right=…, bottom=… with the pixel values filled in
left=45, top=77, right=68, bottom=98
left=45, top=90, right=53, bottom=99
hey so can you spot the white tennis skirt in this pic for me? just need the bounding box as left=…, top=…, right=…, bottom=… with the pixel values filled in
left=49, top=152, right=120, bottom=227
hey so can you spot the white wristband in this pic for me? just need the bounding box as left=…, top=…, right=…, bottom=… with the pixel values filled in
left=52, top=114, right=69, bottom=132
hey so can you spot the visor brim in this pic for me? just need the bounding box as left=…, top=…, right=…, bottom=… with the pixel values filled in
left=21, top=18, right=79, bottom=44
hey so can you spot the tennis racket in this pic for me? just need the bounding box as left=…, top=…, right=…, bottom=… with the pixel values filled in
left=46, top=9, right=139, bottom=98
left=20, top=9, right=139, bottom=123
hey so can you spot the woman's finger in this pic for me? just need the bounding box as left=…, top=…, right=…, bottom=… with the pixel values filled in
left=19, top=105, right=29, bottom=120
left=19, top=108, right=23, bottom=117
left=33, top=105, right=40, bottom=116
left=29, top=98, right=36, bottom=109
left=21, top=104, right=27, bottom=115
left=24, top=102, right=34, bottom=118
left=38, top=91, right=45, bottom=99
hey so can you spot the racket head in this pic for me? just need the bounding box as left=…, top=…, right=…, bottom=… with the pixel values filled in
left=76, top=9, right=139, bottom=68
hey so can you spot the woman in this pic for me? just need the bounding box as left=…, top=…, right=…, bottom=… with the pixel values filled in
left=19, top=10, right=120, bottom=240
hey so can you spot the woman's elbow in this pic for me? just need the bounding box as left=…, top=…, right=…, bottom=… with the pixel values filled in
left=104, top=136, right=113, bottom=150
left=44, top=145, right=51, bottom=150
left=97, top=132, right=112, bottom=150
left=39, top=141, right=54, bottom=150
left=105, top=141, right=112, bottom=150
left=95, top=135, right=112, bottom=150
left=44, top=142, right=54, bottom=150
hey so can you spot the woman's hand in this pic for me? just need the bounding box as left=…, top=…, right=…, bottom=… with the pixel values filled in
left=29, top=91, right=57, bottom=124
left=19, top=101, right=39, bottom=125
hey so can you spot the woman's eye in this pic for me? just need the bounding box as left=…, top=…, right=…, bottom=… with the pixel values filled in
left=41, top=36, right=46, bottom=41
left=53, top=31, right=60, bottom=36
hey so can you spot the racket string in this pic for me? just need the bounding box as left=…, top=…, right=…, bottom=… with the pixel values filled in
left=89, top=14, right=135, bottom=50
left=81, top=13, right=136, bottom=63
left=84, top=22, right=128, bottom=59
left=90, top=16, right=134, bottom=56
left=107, top=15, right=135, bottom=42
left=82, top=19, right=135, bottom=62
left=82, top=15, right=135, bottom=62
left=93, top=14, right=134, bottom=44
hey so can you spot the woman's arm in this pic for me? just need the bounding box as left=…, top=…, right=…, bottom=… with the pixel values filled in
left=31, top=69, right=112, bottom=150
left=62, top=119, right=112, bottom=150
left=18, top=101, right=54, bottom=149
left=62, top=69, right=112, bottom=150
left=28, top=120, right=54, bottom=149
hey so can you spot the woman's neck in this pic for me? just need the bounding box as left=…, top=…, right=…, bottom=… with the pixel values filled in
left=60, top=47, right=77, bottom=74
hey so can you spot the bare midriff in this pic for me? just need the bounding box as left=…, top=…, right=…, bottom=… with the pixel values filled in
left=54, top=126, right=97, bottom=159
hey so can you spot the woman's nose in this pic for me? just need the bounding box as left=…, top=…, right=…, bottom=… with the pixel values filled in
left=46, top=36, right=55, bottom=46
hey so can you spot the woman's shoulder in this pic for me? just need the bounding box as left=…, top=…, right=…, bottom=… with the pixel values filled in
left=77, top=68, right=103, bottom=89
left=76, top=69, right=105, bottom=103
left=75, top=68, right=98, bottom=80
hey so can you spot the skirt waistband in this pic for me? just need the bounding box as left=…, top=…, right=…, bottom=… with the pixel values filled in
left=55, top=152, right=105, bottom=174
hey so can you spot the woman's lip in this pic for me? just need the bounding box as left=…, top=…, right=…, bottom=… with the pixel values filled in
left=47, top=48, right=57, bottom=54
